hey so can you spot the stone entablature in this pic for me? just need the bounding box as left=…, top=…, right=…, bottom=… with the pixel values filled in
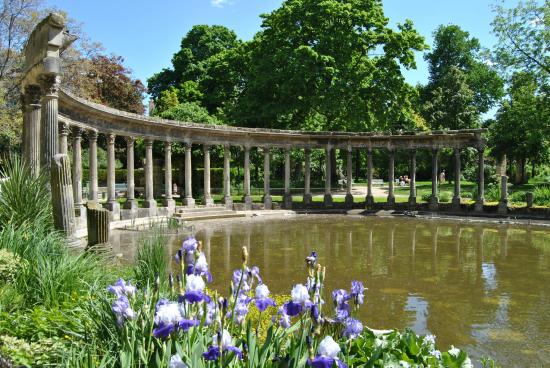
left=58, top=89, right=484, bottom=150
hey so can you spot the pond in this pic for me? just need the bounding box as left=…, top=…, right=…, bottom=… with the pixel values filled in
left=112, top=215, right=550, bottom=367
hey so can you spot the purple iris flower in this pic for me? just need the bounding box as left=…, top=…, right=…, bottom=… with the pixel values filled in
left=203, top=300, right=216, bottom=325
left=332, top=289, right=350, bottom=305
left=179, top=318, right=200, bottom=331
left=310, top=304, right=320, bottom=321
left=249, top=266, right=262, bottom=284
left=107, top=278, right=136, bottom=298
left=308, top=336, right=347, bottom=368
left=182, top=237, right=198, bottom=252
left=350, top=281, right=365, bottom=305
left=111, top=295, right=135, bottom=326
left=232, top=294, right=251, bottom=324
left=232, top=269, right=251, bottom=294
left=306, top=251, right=318, bottom=267
left=182, top=274, right=207, bottom=303
left=153, top=322, right=176, bottom=339
left=342, top=318, right=363, bottom=339
left=203, top=330, right=243, bottom=361
left=335, top=302, right=351, bottom=321
left=283, top=301, right=303, bottom=317
left=254, top=284, right=275, bottom=312
left=308, top=356, right=348, bottom=368
left=202, top=345, right=221, bottom=361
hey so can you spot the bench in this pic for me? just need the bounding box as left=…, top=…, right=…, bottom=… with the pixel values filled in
left=371, top=179, right=384, bottom=186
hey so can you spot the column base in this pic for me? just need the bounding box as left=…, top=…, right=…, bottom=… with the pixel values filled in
left=408, top=196, right=416, bottom=209
left=223, top=195, right=233, bottom=209
left=429, top=196, right=439, bottom=211
left=345, top=193, right=354, bottom=208
left=123, top=199, right=139, bottom=210
left=75, top=204, right=86, bottom=218
left=323, top=193, right=333, bottom=207
left=452, top=196, right=461, bottom=211
left=183, top=197, right=195, bottom=208
left=283, top=193, right=293, bottom=209
left=144, top=199, right=157, bottom=209
left=498, top=200, right=508, bottom=214
left=243, top=195, right=252, bottom=210
left=303, top=193, right=312, bottom=206
left=474, top=200, right=484, bottom=212
left=163, top=198, right=176, bottom=209
left=103, top=201, right=120, bottom=220
left=263, top=194, right=272, bottom=210
left=386, top=195, right=395, bottom=207
left=203, top=196, right=214, bottom=207
left=365, top=195, right=374, bottom=209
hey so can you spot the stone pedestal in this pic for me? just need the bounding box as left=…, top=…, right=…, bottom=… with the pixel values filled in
left=366, top=195, right=375, bottom=209
left=526, top=192, right=534, bottom=208
left=408, top=196, right=417, bottom=208
left=324, top=193, right=333, bottom=207
left=283, top=193, right=293, bottom=209
left=51, top=154, right=76, bottom=238
left=87, top=205, right=110, bottom=247
left=451, top=196, right=461, bottom=211
left=345, top=193, right=354, bottom=208
left=429, top=196, right=439, bottom=211
left=303, top=193, right=312, bottom=206
left=243, top=194, right=252, bottom=210
left=498, top=175, right=508, bottom=214
left=263, top=194, right=272, bottom=210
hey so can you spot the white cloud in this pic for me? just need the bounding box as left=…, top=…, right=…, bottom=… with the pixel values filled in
left=211, top=0, right=231, bottom=8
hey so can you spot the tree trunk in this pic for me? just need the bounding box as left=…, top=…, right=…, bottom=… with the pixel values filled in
left=531, top=160, right=536, bottom=180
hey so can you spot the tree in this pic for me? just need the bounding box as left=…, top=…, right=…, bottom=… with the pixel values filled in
left=82, top=55, right=146, bottom=114
left=492, top=0, right=549, bottom=80
left=421, top=24, right=504, bottom=129
left=422, top=66, right=478, bottom=130
left=229, top=0, right=427, bottom=132
left=488, top=72, right=550, bottom=183
left=147, top=25, right=241, bottom=114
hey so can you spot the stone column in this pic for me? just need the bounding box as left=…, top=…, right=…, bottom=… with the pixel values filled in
left=124, top=136, right=138, bottom=210
left=22, top=84, right=41, bottom=177
left=324, top=146, right=333, bottom=206
left=283, top=147, right=292, bottom=209
left=203, top=145, right=214, bottom=206
left=452, top=148, right=461, bottom=210
left=223, top=145, right=233, bottom=209
left=88, top=130, right=99, bottom=203
left=345, top=146, right=354, bottom=208
left=408, top=149, right=417, bottom=207
left=183, top=142, right=195, bottom=207
left=387, top=149, right=395, bottom=206
left=51, top=154, right=76, bottom=238
left=498, top=175, right=508, bottom=214
left=242, top=146, right=252, bottom=210
left=58, top=121, right=69, bottom=154
left=144, top=138, right=158, bottom=212
left=39, top=75, right=60, bottom=174
left=475, top=147, right=485, bottom=212
left=163, top=142, right=176, bottom=209
left=87, top=206, right=110, bottom=247
left=71, top=127, right=84, bottom=217
left=104, top=133, right=120, bottom=218
left=303, top=148, right=312, bottom=206
left=263, top=148, right=272, bottom=209
left=366, top=148, right=374, bottom=208
left=430, top=148, right=439, bottom=210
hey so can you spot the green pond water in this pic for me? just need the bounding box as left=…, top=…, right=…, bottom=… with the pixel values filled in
left=113, top=215, right=550, bottom=367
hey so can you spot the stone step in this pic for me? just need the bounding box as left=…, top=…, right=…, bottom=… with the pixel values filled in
left=176, top=206, right=228, bottom=214
left=173, top=212, right=246, bottom=221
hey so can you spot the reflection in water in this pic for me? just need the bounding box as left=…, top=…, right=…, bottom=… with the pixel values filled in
left=114, top=216, right=550, bottom=366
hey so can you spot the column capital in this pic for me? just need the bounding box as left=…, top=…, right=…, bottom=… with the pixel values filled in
left=106, top=133, right=116, bottom=145
left=24, top=84, right=41, bottom=105
left=87, top=129, right=98, bottom=141
left=347, top=145, right=353, bottom=153
left=145, top=138, right=154, bottom=147
left=304, top=147, right=311, bottom=154
left=59, top=121, right=70, bottom=137
left=203, top=144, right=210, bottom=152
left=454, top=147, right=461, bottom=155
left=38, top=74, right=61, bottom=97
left=72, top=126, right=82, bottom=138
left=184, top=142, right=192, bottom=150
left=164, top=141, right=172, bottom=149
left=125, top=136, right=136, bottom=145
left=432, top=147, right=439, bottom=154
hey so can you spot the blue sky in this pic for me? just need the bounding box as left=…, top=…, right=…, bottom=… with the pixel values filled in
left=46, top=0, right=516, bottom=96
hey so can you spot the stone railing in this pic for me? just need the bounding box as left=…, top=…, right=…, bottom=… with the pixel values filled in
left=19, top=13, right=500, bottom=233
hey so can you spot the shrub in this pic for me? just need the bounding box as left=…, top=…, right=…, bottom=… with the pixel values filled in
left=485, top=183, right=501, bottom=202
left=509, top=191, right=526, bottom=203
left=439, top=191, right=452, bottom=202
left=0, top=155, right=52, bottom=229
left=133, top=228, right=169, bottom=291
left=421, top=193, right=432, bottom=202
left=534, top=186, right=550, bottom=206
left=0, top=249, right=20, bottom=284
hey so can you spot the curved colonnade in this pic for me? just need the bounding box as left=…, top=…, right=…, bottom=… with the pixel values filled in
left=20, top=13, right=489, bottom=225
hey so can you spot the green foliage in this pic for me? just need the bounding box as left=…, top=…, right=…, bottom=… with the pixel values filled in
left=491, top=0, right=549, bottom=80
left=534, top=185, right=550, bottom=206
left=0, top=249, right=20, bottom=284
left=439, top=191, right=452, bottom=203
left=159, top=102, right=221, bottom=125
left=509, top=190, right=526, bottom=203
left=485, top=182, right=502, bottom=202
left=0, top=155, right=53, bottom=229
left=133, top=230, right=169, bottom=290
left=0, top=335, right=68, bottom=367
left=420, top=24, right=504, bottom=130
